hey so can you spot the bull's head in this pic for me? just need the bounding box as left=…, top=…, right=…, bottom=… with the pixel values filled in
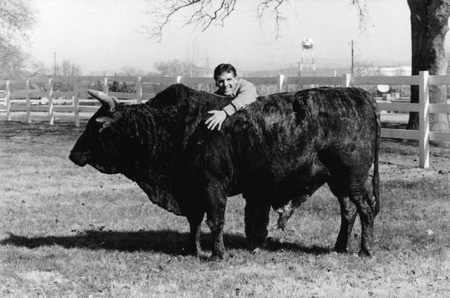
left=69, top=90, right=123, bottom=174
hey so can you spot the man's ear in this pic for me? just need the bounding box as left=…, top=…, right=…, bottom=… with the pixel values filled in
left=96, top=116, right=114, bottom=133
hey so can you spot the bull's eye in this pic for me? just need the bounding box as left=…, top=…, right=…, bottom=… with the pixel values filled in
left=96, top=116, right=113, bottom=133
left=99, top=124, right=111, bottom=133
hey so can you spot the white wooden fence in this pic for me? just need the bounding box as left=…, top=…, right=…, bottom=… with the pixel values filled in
left=1, top=71, right=450, bottom=168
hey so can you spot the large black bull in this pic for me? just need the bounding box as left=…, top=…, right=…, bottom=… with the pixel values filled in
left=69, top=84, right=380, bottom=259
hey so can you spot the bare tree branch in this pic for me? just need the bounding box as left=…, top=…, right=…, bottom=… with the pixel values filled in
left=143, top=0, right=368, bottom=40
left=350, top=0, right=368, bottom=32
left=187, top=0, right=237, bottom=32
left=0, top=0, right=36, bottom=43
left=256, top=0, right=287, bottom=39
left=144, top=0, right=238, bottom=41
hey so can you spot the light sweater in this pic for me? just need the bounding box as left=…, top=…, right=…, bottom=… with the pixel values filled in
left=214, top=78, right=258, bottom=116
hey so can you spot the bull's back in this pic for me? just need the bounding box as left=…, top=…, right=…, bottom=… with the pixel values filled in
left=247, top=87, right=378, bottom=154
left=224, top=87, right=378, bottom=200
left=293, top=87, right=377, bottom=141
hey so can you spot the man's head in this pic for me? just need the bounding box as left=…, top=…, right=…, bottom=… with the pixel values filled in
left=214, top=63, right=238, bottom=96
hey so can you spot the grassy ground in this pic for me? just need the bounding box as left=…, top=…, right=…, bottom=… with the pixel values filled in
left=1, top=117, right=450, bottom=297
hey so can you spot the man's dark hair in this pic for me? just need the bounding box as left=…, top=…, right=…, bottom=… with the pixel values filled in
left=213, top=63, right=237, bottom=81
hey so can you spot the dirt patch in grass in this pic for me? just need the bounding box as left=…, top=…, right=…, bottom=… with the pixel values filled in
left=380, top=138, right=450, bottom=181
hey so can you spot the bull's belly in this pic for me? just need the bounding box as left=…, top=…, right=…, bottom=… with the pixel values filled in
left=240, top=166, right=330, bottom=207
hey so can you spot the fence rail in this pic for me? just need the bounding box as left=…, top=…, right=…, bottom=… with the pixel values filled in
left=1, top=71, right=449, bottom=168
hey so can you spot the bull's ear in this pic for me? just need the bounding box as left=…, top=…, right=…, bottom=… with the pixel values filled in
left=88, top=89, right=118, bottom=112
left=96, top=116, right=114, bottom=133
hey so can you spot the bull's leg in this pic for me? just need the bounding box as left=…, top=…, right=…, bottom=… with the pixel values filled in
left=356, top=175, right=380, bottom=257
left=244, top=197, right=270, bottom=251
left=358, top=203, right=375, bottom=257
left=346, top=189, right=377, bottom=257
left=187, top=212, right=204, bottom=256
left=354, top=191, right=377, bottom=257
left=204, top=190, right=227, bottom=260
left=334, top=196, right=358, bottom=253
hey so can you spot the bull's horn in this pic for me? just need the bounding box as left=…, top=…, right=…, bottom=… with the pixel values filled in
left=88, top=89, right=116, bottom=112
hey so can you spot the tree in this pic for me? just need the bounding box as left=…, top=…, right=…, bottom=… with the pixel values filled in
left=407, top=0, right=450, bottom=131
left=60, top=59, right=82, bottom=78
left=50, top=60, right=82, bottom=92
left=154, top=59, right=203, bottom=76
left=0, top=0, right=36, bottom=79
left=0, top=43, right=29, bottom=78
left=353, top=62, right=380, bottom=77
left=118, top=66, right=147, bottom=77
left=145, top=0, right=450, bottom=132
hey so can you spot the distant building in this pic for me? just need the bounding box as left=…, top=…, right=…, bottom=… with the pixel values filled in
left=378, top=66, right=412, bottom=76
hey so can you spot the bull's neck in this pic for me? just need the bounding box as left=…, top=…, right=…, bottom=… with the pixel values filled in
left=119, top=104, right=183, bottom=214
left=120, top=104, right=185, bottom=176
left=124, top=104, right=183, bottom=142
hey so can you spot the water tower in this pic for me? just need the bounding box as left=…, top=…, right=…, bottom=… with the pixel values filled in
left=299, top=37, right=316, bottom=76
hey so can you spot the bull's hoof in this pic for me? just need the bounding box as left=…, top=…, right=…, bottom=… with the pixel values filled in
left=210, top=246, right=226, bottom=261
left=185, top=248, right=201, bottom=257
left=334, top=248, right=349, bottom=254
left=334, top=244, right=348, bottom=253
left=358, top=249, right=373, bottom=258
left=251, top=247, right=261, bottom=254
left=209, top=252, right=226, bottom=261
left=186, top=244, right=202, bottom=257
left=248, top=239, right=267, bottom=253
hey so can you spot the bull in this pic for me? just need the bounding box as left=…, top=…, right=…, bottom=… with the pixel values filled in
left=69, top=84, right=380, bottom=259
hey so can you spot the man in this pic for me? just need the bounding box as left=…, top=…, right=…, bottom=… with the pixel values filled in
left=205, top=64, right=268, bottom=251
left=205, top=63, right=258, bottom=131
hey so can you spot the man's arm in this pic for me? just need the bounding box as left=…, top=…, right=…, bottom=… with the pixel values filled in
left=222, top=79, right=258, bottom=116
left=206, top=79, right=258, bottom=131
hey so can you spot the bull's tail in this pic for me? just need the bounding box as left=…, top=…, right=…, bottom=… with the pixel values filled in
left=372, top=110, right=381, bottom=215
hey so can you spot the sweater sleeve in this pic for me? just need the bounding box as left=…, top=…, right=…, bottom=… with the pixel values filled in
left=222, top=79, right=258, bottom=116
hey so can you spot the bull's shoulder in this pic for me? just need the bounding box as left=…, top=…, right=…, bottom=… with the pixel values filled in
left=147, top=84, right=231, bottom=112
left=147, top=84, right=196, bottom=108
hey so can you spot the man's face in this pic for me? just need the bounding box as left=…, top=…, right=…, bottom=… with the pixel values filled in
left=215, top=71, right=237, bottom=96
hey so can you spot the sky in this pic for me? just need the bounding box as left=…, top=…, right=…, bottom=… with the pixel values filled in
left=29, top=0, right=414, bottom=75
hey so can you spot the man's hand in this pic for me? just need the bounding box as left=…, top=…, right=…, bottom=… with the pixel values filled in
left=205, top=110, right=227, bottom=131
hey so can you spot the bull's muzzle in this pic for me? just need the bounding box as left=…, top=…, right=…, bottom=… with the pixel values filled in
left=69, top=151, right=90, bottom=166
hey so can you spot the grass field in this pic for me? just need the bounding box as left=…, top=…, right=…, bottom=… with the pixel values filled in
left=1, top=118, right=450, bottom=297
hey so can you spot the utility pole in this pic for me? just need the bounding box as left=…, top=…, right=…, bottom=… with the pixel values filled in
left=351, top=40, right=354, bottom=76
left=54, top=52, right=57, bottom=77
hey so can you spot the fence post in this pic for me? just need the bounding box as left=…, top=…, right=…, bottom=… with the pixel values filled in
left=277, top=74, right=285, bottom=92
left=136, top=76, right=143, bottom=104
left=419, top=71, right=430, bottom=168
left=73, top=79, right=80, bottom=127
left=25, top=80, right=31, bottom=123
left=48, top=79, right=54, bottom=125
left=103, top=77, right=108, bottom=94
left=342, top=74, right=351, bottom=87
left=6, top=80, right=11, bottom=121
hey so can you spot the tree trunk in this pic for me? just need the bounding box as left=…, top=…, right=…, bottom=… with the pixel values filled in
left=407, top=0, right=450, bottom=131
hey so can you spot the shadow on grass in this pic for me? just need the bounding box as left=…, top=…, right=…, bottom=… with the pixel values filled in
left=0, top=229, right=331, bottom=256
